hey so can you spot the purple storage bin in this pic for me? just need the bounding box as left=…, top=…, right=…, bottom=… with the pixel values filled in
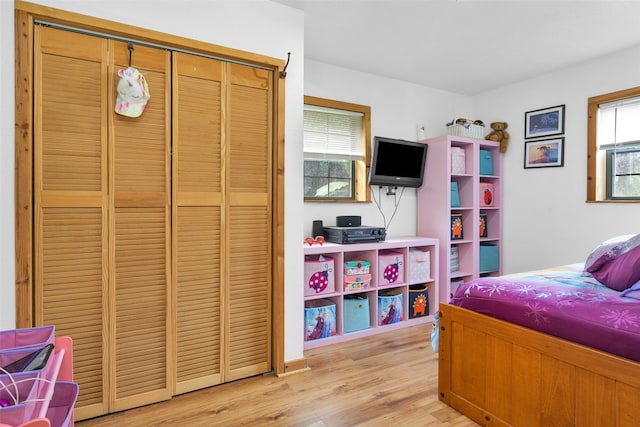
left=0, top=326, right=55, bottom=353
left=0, top=347, right=64, bottom=425
left=0, top=371, right=41, bottom=425
left=45, top=382, right=79, bottom=427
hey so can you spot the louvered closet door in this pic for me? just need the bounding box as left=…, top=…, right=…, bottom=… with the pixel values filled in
left=34, top=26, right=171, bottom=419
left=109, top=42, right=172, bottom=412
left=172, top=52, right=224, bottom=393
left=33, top=26, right=109, bottom=420
left=226, top=63, right=273, bottom=381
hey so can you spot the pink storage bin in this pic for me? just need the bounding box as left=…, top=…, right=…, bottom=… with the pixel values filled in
left=0, top=326, right=55, bottom=353
left=304, top=255, right=335, bottom=296
left=408, top=248, right=431, bottom=283
left=378, top=251, right=404, bottom=285
left=480, top=182, right=494, bottom=207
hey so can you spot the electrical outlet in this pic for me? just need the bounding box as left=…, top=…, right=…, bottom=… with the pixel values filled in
left=416, top=124, right=426, bottom=140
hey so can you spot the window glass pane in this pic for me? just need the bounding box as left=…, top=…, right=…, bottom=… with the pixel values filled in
left=304, top=159, right=353, bottom=199
left=615, top=150, right=640, bottom=176
left=609, top=149, right=640, bottom=198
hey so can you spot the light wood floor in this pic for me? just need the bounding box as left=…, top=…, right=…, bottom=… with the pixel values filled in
left=77, top=324, right=477, bottom=426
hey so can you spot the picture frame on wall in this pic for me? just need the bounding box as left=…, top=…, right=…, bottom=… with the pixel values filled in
left=524, top=137, right=565, bottom=169
left=524, top=104, right=565, bottom=139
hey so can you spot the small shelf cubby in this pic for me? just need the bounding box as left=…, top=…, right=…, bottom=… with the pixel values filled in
left=303, top=237, right=439, bottom=350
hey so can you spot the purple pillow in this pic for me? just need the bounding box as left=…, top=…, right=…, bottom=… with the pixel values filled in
left=583, top=234, right=636, bottom=272
left=585, top=234, right=640, bottom=291
left=621, top=280, right=640, bottom=300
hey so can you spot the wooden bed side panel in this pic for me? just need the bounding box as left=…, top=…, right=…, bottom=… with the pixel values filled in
left=511, top=345, right=541, bottom=426
left=617, top=382, right=640, bottom=426
left=540, top=356, right=575, bottom=426
left=485, top=335, right=512, bottom=422
left=451, top=322, right=486, bottom=405
left=438, top=303, right=640, bottom=427
left=576, top=368, right=615, bottom=427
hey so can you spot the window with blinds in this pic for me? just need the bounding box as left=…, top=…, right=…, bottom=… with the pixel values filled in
left=597, top=96, right=640, bottom=200
left=303, top=97, right=371, bottom=201
left=588, top=87, right=640, bottom=202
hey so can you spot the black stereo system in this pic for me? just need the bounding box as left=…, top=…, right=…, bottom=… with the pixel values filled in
left=321, top=216, right=386, bottom=244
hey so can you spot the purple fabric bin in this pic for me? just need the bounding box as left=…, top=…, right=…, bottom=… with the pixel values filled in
left=0, top=371, right=41, bottom=425
left=0, top=326, right=55, bottom=352
left=46, top=382, right=79, bottom=427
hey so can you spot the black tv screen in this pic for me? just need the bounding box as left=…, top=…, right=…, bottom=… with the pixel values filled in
left=369, top=136, right=428, bottom=188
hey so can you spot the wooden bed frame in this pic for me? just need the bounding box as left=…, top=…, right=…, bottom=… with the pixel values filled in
left=438, top=303, right=640, bottom=426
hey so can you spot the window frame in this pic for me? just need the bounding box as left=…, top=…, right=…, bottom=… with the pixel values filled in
left=303, top=95, right=371, bottom=202
left=587, top=86, right=640, bottom=202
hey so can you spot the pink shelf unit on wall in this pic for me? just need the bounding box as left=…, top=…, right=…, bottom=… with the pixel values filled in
left=303, top=237, right=440, bottom=350
left=417, top=135, right=502, bottom=301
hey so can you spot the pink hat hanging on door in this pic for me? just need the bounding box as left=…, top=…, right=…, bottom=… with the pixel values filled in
left=115, top=66, right=150, bottom=118
left=115, top=43, right=150, bottom=118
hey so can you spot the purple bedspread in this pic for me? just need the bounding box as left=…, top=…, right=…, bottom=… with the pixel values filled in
left=450, top=264, right=640, bottom=362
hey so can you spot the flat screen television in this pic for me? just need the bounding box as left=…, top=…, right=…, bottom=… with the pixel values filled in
left=369, top=136, right=428, bottom=188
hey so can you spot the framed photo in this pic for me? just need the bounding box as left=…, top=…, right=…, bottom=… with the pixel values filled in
left=524, top=104, right=565, bottom=139
left=524, top=137, right=564, bottom=169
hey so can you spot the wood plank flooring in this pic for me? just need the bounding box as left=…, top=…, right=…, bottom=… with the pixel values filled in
left=77, top=324, right=477, bottom=426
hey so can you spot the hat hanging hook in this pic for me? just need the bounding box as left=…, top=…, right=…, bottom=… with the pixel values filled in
left=279, top=52, right=290, bottom=79
left=128, top=43, right=134, bottom=67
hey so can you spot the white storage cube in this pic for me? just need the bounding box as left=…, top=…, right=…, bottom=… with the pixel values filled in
left=451, top=147, right=466, bottom=174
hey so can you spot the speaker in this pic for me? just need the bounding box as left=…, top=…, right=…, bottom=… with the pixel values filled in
left=312, top=220, right=324, bottom=237
left=336, top=216, right=361, bottom=227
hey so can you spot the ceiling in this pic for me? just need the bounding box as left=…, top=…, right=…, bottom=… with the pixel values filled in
left=272, top=0, right=640, bottom=95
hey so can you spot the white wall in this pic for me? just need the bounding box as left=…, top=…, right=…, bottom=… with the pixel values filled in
left=303, top=59, right=473, bottom=237
left=474, top=44, right=640, bottom=274
left=1, top=0, right=307, bottom=362
left=1, top=0, right=16, bottom=329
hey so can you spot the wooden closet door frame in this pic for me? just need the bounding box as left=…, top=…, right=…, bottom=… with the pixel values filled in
left=14, top=1, right=287, bottom=376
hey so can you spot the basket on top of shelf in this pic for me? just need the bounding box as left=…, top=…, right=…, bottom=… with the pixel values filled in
left=446, top=118, right=487, bottom=139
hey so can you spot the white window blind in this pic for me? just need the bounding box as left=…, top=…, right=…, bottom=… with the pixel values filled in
left=304, top=105, right=364, bottom=160
left=598, top=95, right=640, bottom=147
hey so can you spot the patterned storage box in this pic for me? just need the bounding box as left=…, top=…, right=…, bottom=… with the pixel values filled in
left=304, top=299, right=336, bottom=341
left=378, top=290, right=403, bottom=325
left=378, top=251, right=404, bottom=285
left=344, top=294, right=370, bottom=333
left=344, top=273, right=372, bottom=291
left=304, top=255, right=335, bottom=296
left=480, top=182, right=494, bottom=207
left=408, top=248, right=431, bottom=283
left=479, top=213, right=488, bottom=238
left=451, top=147, right=466, bottom=174
left=451, top=213, right=464, bottom=240
left=344, top=260, right=370, bottom=275
left=409, top=284, right=429, bottom=319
